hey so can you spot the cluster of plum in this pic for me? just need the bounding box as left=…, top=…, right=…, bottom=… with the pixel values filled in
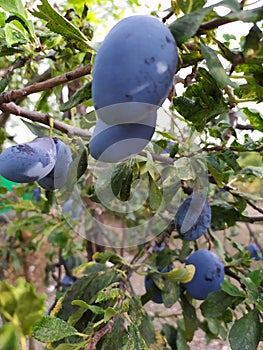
left=0, top=137, right=72, bottom=190
left=145, top=193, right=225, bottom=301
left=90, top=15, right=178, bottom=162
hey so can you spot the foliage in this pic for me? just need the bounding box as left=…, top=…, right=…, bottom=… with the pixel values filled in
left=0, top=0, right=262, bottom=349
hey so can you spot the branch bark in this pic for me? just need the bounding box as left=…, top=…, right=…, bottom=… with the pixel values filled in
left=0, top=102, right=91, bottom=138
left=0, top=64, right=92, bottom=104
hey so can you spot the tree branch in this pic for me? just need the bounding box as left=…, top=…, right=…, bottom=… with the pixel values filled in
left=0, top=64, right=92, bottom=104
left=0, top=58, right=29, bottom=79
left=0, top=102, right=91, bottom=138
left=196, top=17, right=236, bottom=35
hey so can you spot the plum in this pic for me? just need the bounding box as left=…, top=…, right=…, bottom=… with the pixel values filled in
left=89, top=112, right=156, bottom=162
left=184, top=250, right=224, bottom=300
left=92, top=15, right=178, bottom=124
left=38, top=138, right=72, bottom=190
left=0, top=137, right=56, bottom=183
left=62, top=198, right=83, bottom=219
left=144, top=265, right=173, bottom=304
left=61, top=275, right=76, bottom=291
left=175, top=193, right=211, bottom=241
left=247, top=243, right=261, bottom=261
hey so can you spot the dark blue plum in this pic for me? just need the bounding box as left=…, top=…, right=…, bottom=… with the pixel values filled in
left=144, top=265, right=173, bottom=304
left=38, top=139, right=72, bottom=190
left=62, top=198, right=83, bottom=219
left=92, top=15, right=178, bottom=124
left=89, top=113, right=156, bottom=162
left=0, top=137, right=56, bottom=183
left=32, top=186, right=41, bottom=202
left=61, top=275, right=75, bottom=291
left=247, top=243, right=261, bottom=261
left=184, top=250, right=224, bottom=300
left=175, top=193, right=211, bottom=241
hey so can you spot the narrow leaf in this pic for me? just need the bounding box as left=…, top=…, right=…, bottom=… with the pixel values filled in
left=169, top=7, right=211, bottom=44
left=200, top=44, right=238, bottom=88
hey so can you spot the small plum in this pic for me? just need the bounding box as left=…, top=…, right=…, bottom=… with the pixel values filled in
left=38, top=138, right=72, bottom=190
left=175, top=193, right=211, bottom=241
left=61, top=275, right=75, bottom=291
left=62, top=198, right=83, bottom=219
left=184, top=250, right=224, bottom=300
left=144, top=265, right=173, bottom=304
left=246, top=243, right=261, bottom=261
left=0, top=137, right=56, bottom=183
left=89, top=113, right=156, bottom=162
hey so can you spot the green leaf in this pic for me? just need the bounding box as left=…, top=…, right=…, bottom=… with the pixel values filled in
left=221, top=280, right=246, bottom=298
left=0, top=78, right=8, bottom=93
left=242, top=108, right=263, bottom=132
left=31, top=0, right=97, bottom=50
left=162, top=280, right=181, bottom=308
left=169, top=7, right=211, bottom=44
left=173, top=68, right=228, bottom=131
left=177, top=0, right=206, bottom=13
left=104, top=307, right=117, bottom=322
left=211, top=202, right=247, bottom=230
left=93, top=251, right=126, bottom=265
left=121, top=323, right=148, bottom=350
left=21, top=119, right=49, bottom=137
left=0, top=278, right=46, bottom=336
left=201, top=290, right=239, bottom=318
left=206, top=156, right=224, bottom=186
left=180, top=295, right=198, bottom=341
left=96, top=288, right=121, bottom=303
left=229, top=310, right=260, bottom=350
left=60, top=82, right=92, bottom=112
left=200, top=44, right=238, bottom=88
left=148, top=173, right=163, bottom=211
left=0, top=324, right=19, bottom=350
left=227, top=7, right=263, bottom=23
left=220, top=0, right=240, bottom=12
left=32, top=316, right=77, bottom=343
left=162, top=323, right=177, bottom=350
left=218, top=149, right=241, bottom=172
left=0, top=0, right=26, bottom=18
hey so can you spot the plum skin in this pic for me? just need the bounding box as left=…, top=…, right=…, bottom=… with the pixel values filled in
left=247, top=243, right=261, bottom=260
left=175, top=194, right=212, bottom=241
left=38, top=138, right=72, bottom=190
left=0, top=137, right=56, bottom=183
left=62, top=198, right=83, bottom=219
left=144, top=265, right=173, bottom=304
left=184, top=250, right=224, bottom=300
left=92, top=15, right=178, bottom=124
left=89, top=113, right=156, bottom=162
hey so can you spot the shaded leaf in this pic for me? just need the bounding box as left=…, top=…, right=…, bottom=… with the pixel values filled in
left=31, top=0, right=97, bottom=50
left=148, top=173, right=163, bottom=211
left=201, top=290, right=241, bottom=318
left=200, top=44, right=238, bottom=88
left=221, top=281, right=246, bottom=297
left=169, top=7, right=211, bottom=44
left=60, top=82, right=92, bottom=112
left=229, top=310, right=260, bottom=350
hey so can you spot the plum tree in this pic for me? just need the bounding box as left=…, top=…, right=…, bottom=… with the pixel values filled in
left=0, top=137, right=56, bottom=183
left=92, top=15, right=178, bottom=124
left=89, top=113, right=156, bottom=162
left=175, top=193, right=211, bottom=241
left=246, top=243, right=261, bottom=261
left=37, top=138, right=72, bottom=190
left=184, top=250, right=225, bottom=300
left=144, top=265, right=173, bottom=304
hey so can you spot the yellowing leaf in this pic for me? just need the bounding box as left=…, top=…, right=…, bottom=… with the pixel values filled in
left=162, top=264, right=195, bottom=283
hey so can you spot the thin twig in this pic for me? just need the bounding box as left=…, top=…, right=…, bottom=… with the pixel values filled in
left=0, top=64, right=92, bottom=104
left=0, top=102, right=91, bottom=138
left=0, top=58, right=29, bottom=79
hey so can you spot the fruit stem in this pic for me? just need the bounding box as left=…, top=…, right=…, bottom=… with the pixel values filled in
left=48, top=116, right=54, bottom=138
